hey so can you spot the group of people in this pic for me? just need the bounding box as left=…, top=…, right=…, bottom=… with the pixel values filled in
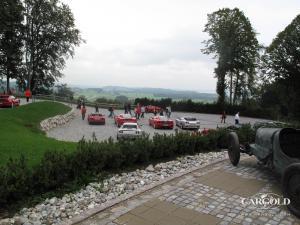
left=153, top=106, right=172, bottom=118
left=220, top=111, right=240, bottom=125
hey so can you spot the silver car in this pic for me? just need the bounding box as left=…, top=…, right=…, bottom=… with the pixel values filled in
left=175, top=117, right=200, bottom=129
left=117, top=122, right=142, bottom=140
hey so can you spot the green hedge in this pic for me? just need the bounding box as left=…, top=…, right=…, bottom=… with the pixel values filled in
left=0, top=127, right=254, bottom=208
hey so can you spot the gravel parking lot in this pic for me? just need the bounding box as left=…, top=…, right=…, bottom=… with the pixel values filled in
left=47, top=105, right=269, bottom=142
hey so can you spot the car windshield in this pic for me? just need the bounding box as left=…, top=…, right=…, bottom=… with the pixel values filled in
left=0, top=95, right=9, bottom=99
left=184, top=117, right=197, bottom=121
left=91, top=114, right=102, bottom=116
left=122, top=124, right=137, bottom=129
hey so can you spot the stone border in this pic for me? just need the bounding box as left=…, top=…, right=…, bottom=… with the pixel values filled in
left=40, top=106, right=76, bottom=132
left=65, top=156, right=229, bottom=225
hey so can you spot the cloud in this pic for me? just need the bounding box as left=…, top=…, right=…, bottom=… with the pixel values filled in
left=61, top=0, right=300, bottom=93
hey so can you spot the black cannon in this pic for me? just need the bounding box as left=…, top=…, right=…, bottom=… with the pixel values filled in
left=228, top=128, right=300, bottom=217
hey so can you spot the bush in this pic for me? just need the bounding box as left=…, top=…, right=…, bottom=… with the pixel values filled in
left=0, top=126, right=255, bottom=209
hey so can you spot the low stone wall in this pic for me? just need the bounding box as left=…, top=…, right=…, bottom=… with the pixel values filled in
left=40, top=108, right=76, bottom=131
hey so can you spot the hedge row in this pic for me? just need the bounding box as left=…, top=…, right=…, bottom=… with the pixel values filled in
left=0, top=127, right=254, bottom=208
left=134, top=98, right=273, bottom=119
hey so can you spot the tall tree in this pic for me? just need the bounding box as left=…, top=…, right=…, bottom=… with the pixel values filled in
left=261, top=14, right=300, bottom=118
left=23, top=0, right=82, bottom=93
left=202, top=8, right=259, bottom=106
left=0, top=0, right=24, bottom=92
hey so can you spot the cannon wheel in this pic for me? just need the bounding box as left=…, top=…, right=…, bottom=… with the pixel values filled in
left=282, top=163, right=300, bottom=218
left=227, top=132, right=240, bottom=166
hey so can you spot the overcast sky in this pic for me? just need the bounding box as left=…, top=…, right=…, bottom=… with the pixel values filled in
left=61, top=0, right=300, bottom=93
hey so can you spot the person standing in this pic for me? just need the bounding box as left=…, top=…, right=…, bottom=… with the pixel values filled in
left=95, top=103, right=99, bottom=113
left=141, top=105, right=145, bottom=118
left=221, top=111, right=226, bottom=123
left=81, top=105, right=87, bottom=120
left=235, top=112, right=240, bottom=125
left=127, top=103, right=132, bottom=115
left=124, top=103, right=128, bottom=114
left=136, top=103, right=141, bottom=119
left=166, top=106, right=171, bottom=118
left=25, top=89, right=31, bottom=103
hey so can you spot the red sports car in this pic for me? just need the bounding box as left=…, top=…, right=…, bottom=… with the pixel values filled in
left=114, top=114, right=137, bottom=127
left=87, top=113, right=105, bottom=125
left=145, top=105, right=161, bottom=113
left=149, top=116, right=174, bottom=129
left=0, top=95, right=20, bottom=108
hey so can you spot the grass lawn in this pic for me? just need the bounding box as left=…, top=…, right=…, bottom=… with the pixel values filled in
left=0, top=101, right=76, bottom=167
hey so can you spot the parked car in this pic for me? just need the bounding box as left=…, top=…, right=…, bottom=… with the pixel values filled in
left=117, top=122, right=142, bottom=140
left=0, top=95, right=20, bottom=108
left=145, top=105, right=161, bottom=113
left=228, top=128, right=300, bottom=217
left=176, top=117, right=200, bottom=129
left=149, top=115, right=174, bottom=129
left=87, top=113, right=105, bottom=125
left=114, top=114, right=137, bottom=127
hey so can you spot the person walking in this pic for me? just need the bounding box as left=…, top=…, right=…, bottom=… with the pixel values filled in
left=235, top=112, right=240, bottom=125
left=95, top=103, right=99, bottom=113
left=141, top=105, right=145, bottom=118
left=81, top=105, right=87, bottom=120
left=221, top=111, right=226, bottom=123
left=108, top=105, right=114, bottom=117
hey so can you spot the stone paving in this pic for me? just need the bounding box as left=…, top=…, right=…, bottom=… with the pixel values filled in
left=75, top=157, right=300, bottom=225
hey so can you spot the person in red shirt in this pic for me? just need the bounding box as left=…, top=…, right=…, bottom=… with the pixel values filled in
left=81, top=104, right=87, bottom=120
left=25, top=89, right=31, bottom=102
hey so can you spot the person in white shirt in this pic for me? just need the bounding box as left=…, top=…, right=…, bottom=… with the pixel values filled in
left=235, top=112, right=240, bottom=125
left=141, top=106, right=145, bottom=118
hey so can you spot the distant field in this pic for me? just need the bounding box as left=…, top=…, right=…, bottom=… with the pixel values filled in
left=73, top=90, right=216, bottom=103
left=0, top=102, right=76, bottom=167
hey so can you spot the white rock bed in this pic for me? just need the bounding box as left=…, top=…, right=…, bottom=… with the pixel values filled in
left=40, top=108, right=75, bottom=132
left=0, top=151, right=227, bottom=225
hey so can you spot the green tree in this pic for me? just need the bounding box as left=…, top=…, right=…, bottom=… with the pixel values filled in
left=23, top=0, right=83, bottom=93
left=56, top=83, right=74, bottom=99
left=261, top=14, right=300, bottom=119
left=202, top=8, right=259, bottom=106
left=0, top=0, right=24, bottom=92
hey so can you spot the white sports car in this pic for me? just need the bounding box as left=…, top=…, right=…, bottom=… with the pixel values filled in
left=175, top=117, right=200, bottom=129
left=117, top=122, right=142, bottom=140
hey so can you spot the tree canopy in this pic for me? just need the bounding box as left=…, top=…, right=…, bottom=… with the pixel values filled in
left=23, top=0, right=83, bottom=93
left=261, top=14, right=300, bottom=118
left=0, top=0, right=82, bottom=93
left=0, top=0, right=24, bottom=92
left=202, top=8, right=259, bottom=106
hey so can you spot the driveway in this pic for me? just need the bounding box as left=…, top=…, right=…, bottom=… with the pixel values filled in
left=47, top=105, right=269, bottom=142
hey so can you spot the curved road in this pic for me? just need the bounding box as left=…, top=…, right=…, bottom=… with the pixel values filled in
left=47, top=105, right=269, bottom=142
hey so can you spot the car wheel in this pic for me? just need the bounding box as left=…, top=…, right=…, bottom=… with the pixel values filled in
left=227, top=132, right=240, bottom=166
left=282, top=163, right=300, bottom=218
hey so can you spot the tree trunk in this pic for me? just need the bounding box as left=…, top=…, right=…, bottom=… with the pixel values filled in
left=6, top=76, right=10, bottom=93
left=229, top=72, right=233, bottom=105
left=233, top=70, right=240, bottom=105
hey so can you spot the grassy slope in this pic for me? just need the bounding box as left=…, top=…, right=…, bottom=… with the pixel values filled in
left=0, top=101, right=76, bottom=167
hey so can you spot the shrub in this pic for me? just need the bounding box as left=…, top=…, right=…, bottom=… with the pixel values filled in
left=0, top=125, right=255, bottom=209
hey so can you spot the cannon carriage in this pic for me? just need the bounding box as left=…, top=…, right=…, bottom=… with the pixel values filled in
left=228, top=127, right=300, bottom=217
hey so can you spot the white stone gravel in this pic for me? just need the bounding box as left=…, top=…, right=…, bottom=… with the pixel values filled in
left=0, top=151, right=227, bottom=225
